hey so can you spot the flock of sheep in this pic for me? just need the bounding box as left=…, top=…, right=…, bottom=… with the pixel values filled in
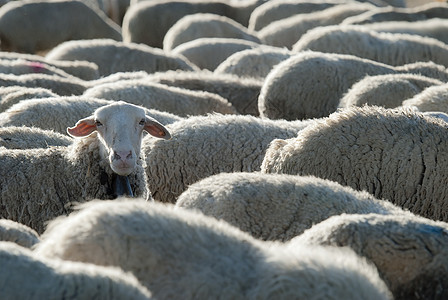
left=1, top=0, right=448, bottom=299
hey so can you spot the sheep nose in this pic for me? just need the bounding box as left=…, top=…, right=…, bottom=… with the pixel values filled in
left=113, top=150, right=133, bottom=161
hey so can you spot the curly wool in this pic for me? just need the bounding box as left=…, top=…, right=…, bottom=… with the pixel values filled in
left=248, top=0, right=344, bottom=31
left=258, top=3, right=374, bottom=49
left=258, top=51, right=448, bottom=120
left=214, top=46, right=292, bottom=81
left=83, top=79, right=237, bottom=117
left=293, top=25, right=448, bottom=67
left=261, top=105, right=448, bottom=222
left=0, top=86, right=58, bottom=112
left=122, top=0, right=262, bottom=48
left=0, top=73, right=86, bottom=96
left=176, top=172, right=409, bottom=241
left=0, top=219, right=40, bottom=248
left=0, top=133, right=149, bottom=234
left=147, top=70, right=263, bottom=116
left=0, top=242, right=153, bottom=299
left=341, top=2, right=448, bottom=25
left=143, top=113, right=314, bottom=203
left=171, top=37, right=261, bottom=71
left=402, top=83, right=448, bottom=114
left=0, top=0, right=122, bottom=53
left=339, top=73, right=443, bottom=109
left=34, top=199, right=393, bottom=300
left=293, top=213, right=448, bottom=300
left=46, top=39, right=197, bottom=77
left=163, top=13, right=261, bottom=51
left=0, top=51, right=99, bottom=80
left=0, top=126, right=72, bottom=149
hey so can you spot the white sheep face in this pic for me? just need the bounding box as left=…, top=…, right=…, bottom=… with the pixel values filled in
left=67, top=101, right=171, bottom=176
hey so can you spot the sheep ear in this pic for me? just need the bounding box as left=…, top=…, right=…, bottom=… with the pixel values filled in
left=144, top=116, right=171, bottom=140
left=67, top=117, right=97, bottom=137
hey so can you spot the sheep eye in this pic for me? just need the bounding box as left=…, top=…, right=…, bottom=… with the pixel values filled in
left=95, top=120, right=103, bottom=127
left=139, top=119, right=145, bottom=126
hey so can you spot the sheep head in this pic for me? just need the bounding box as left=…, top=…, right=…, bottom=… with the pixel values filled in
left=67, top=101, right=171, bottom=176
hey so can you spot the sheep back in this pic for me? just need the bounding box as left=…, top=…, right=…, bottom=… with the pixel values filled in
left=34, top=199, right=393, bottom=300
left=176, top=172, right=407, bottom=241
left=293, top=26, right=448, bottom=67
left=143, top=114, right=313, bottom=203
left=0, top=126, right=72, bottom=149
left=293, top=213, right=448, bottom=300
left=163, top=13, right=261, bottom=51
left=248, top=0, right=344, bottom=31
left=83, top=80, right=237, bottom=117
left=261, top=105, right=448, bottom=222
left=0, top=0, right=122, bottom=53
left=402, top=83, right=448, bottom=114
left=171, top=37, right=260, bottom=71
left=214, top=46, right=292, bottom=80
left=0, top=219, right=40, bottom=248
left=147, top=70, right=262, bottom=115
left=339, top=73, right=443, bottom=109
left=122, top=0, right=230, bottom=48
left=0, top=86, right=58, bottom=112
left=258, top=51, right=395, bottom=120
left=46, top=39, right=197, bottom=77
left=0, top=241, right=152, bottom=299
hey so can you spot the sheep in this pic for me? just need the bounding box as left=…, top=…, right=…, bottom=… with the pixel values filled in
left=0, top=96, right=182, bottom=135
left=293, top=213, right=448, bottom=300
left=83, top=79, right=238, bottom=117
left=248, top=0, right=346, bottom=31
left=171, top=37, right=261, bottom=71
left=163, top=13, right=261, bottom=51
left=341, top=2, right=448, bottom=25
left=421, top=111, right=448, bottom=125
left=402, top=83, right=448, bottom=113
left=0, top=97, right=113, bottom=134
left=0, top=101, right=171, bottom=233
left=0, top=58, right=78, bottom=78
left=83, top=0, right=132, bottom=25
left=85, top=70, right=152, bottom=87
left=358, top=18, right=448, bottom=45
left=45, top=39, right=198, bottom=77
left=0, top=73, right=87, bottom=96
left=362, top=0, right=407, bottom=7
left=339, top=73, right=443, bottom=109
left=176, top=172, right=409, bottom=241
left=34, top=199, right=393, bottom=300
left=258, top=3, right=375, bottom=49
left=214, top=46, right=293, bottom=80
left=224, top=0, right=266, bottom=27
left=0, top=126, right=72, bottom=149
left=293, top=25, right=448, bottom=67
left=0, top=97, right=182, bottom=135
left=146, top=70, right=263, bottom=115
left=398, top=60, right=448, bottom=81
left=0, top=220, right=40, bottom=248
left=123, top=0, right=230, bottom=48
left=0, top=86, right=58, bottom=112
left=122, top=0, right=264, bottom=48
left=258, top=51, right=448, bottom=121
left=142, top=113, right=315, bottom=203
left=0, top=0, right=122, bottom=54
left=0, top=242, right=153, bottom=299
left=261, top=105, right=448, bottom=222
left=0, top=51, right=100, bottom=80
left=78, top=0, right=125, bottom=24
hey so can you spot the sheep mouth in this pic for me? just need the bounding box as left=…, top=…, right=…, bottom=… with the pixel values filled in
left=112, top=174, right=134, bottom=198
left=111, top=164, right=135, bottom=176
